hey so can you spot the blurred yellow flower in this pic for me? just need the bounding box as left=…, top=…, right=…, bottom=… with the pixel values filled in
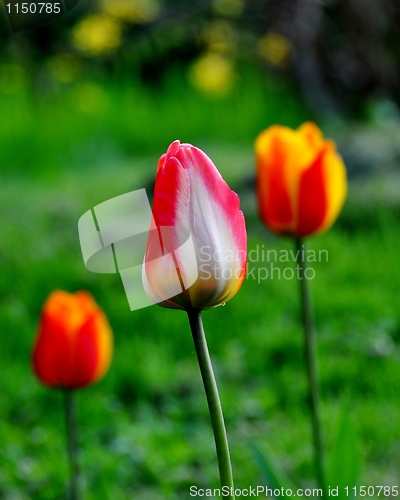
left=48, top=53, right=81, bottom=83
left=71, top=82, right=109, bottom=114
left=101, top=0, right=160, bottom=23
left=72, top=15, right=122, bottom=55
left=0, top=64, right=28, bottom=94
left=189, top=53, right=236, bottom=96
left=201, top=21, right=236, bottom=56
left=213, top=0, right=244, bottom=17
left=258, top=32, right=291, bottom=66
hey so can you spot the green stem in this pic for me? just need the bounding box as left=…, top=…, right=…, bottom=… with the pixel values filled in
left=295, top=238, right=326, bottom=494
left=64, top=389, right=80, bottom=500
left=187, top=308, right=235, bottom=500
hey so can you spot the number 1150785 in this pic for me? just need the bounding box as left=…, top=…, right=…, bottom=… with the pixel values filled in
left=6, top=3, right=62, bottom=14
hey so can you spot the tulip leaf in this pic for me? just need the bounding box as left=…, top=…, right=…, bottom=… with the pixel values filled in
left=249, top=440, right=297, bottom=497
left=326, top=405, right=361, bottom=499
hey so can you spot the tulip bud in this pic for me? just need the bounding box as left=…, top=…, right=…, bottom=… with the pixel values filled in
left=255, top=122, right=347, bottom=237
left=32, top=291, right=113, bottom=389
left=144, top=140, right=247, bottom=310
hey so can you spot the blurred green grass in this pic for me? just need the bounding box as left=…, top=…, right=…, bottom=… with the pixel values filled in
left=1, top=67, right=400, bottom=499
left=0, top=65, right=306, bottom=177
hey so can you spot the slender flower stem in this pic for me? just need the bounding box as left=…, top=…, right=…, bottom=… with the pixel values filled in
left=295, top=238, right=325, bottom=494
left=187, top=308, right=235, bottom=500
left=64, top=389, right=80, bottom=500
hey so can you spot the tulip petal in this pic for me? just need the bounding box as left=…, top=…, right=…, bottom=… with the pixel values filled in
left=33, top=315, right=70, bottom=387
left=256, top=126, right=293, bottom=232
left=78, top=312, right=113, bottom=387
left=296, top=148, right=329, bottom=237
left=298, top=121, right=324, bottom=151
left=319, top=149, right=348, bottom=234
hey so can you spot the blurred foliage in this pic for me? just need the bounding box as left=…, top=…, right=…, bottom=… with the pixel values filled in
left=0, top=64, right=309, bottom=176
left=72, top=14, right=123, bottom=55
left=0, top=0, right=400, bottom=118
left=251, top=405, right=361, bottom=499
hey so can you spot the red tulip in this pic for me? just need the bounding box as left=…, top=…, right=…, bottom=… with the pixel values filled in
left=32, top=291, right=113, bottom=389
left=144, top=140, right=247, bottom=310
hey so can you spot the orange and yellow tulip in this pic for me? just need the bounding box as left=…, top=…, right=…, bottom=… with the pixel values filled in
left=32, top=291, right=113, bottom=389
left=255, top=122, right=347, bottom=237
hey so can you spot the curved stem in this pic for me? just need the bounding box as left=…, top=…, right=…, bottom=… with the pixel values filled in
left=187, top=308, right=235, bottom=500
left=295, top=238, right=326, bottom=494
left=64, top=389, right=80, bottom=500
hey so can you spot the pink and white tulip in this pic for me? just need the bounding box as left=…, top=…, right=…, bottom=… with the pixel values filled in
left=144, top=141, right=247, bottom=310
